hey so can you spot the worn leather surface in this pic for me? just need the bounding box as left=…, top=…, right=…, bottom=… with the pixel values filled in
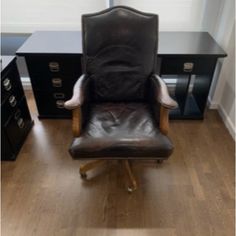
left=67, top=6, right=176, bottom=159
left=82, top=6, right=158, bottom=102
left=70, top=103, right=174, bottom=159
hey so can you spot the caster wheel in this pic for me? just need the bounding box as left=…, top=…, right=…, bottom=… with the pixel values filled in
left=80, top=173, right=87, bottom=179
left=127, top=186, right=134, bottom=193
left=127, top=186, right=137, bottom=193
left=157, top=159, right=164, bottom=164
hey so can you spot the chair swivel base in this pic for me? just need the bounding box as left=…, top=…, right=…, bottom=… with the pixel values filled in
left=79, top=159, right=164, bottom=192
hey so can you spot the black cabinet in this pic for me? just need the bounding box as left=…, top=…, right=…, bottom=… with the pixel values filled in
left=16, top=31, right=227, bottom=119
left=1, top=56, right=33, bottom=160
left=24, top=55, right=82, bottom=118
left=160, top=56, right=217, bottom=119
left=1, top=130, right=15, bottom=160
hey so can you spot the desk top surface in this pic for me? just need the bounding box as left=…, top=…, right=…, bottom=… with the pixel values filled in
left=16, top=31, right=227, bottom=57
left=1, top=56, right=16, bottom=74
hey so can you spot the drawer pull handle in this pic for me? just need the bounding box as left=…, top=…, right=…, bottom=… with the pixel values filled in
left=183, top=62, right=194, bottom=72
left=14, top=110, right=21, bottom=120
left=56, top=100, right=65, bottom=109
left=17, top=118, right=25, bottom=129
left=3, top=78, right=12, bottom=91
left=49, top=62, right=60, bottom=72
left=9, top=95, right=17, bottom=107
left=52, top=78, right=62, bottom=87
left=53, top=93, right=65, bottom=99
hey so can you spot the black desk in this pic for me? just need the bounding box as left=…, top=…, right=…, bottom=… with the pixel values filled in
left=16, top=31, right=227, bottom=119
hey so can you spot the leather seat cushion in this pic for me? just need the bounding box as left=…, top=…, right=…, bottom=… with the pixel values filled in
left=69, top=103, right=174, bottom=159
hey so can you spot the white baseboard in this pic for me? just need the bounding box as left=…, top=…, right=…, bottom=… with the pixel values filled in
left=208, top=97, right=235, bottom=140
left=218, top=104, right=235, bottom=140
left=207, top=97, right=218, bottom=109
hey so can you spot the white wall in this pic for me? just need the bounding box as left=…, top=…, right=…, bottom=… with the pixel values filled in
left=2, top=0, right=107, bottom=33
left=114, top=0, right=205, bottom=31
left=213, top=23, right=235, bottom=139
left=2, top=0, right=206, bottom=33
left=217, top=24, right=235, bottom=138
left=202, top=0, right=235, bottom=139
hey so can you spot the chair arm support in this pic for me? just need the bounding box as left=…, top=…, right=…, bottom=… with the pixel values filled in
left=72, top=107, right=82, bottom=137
left=64, top=74, right=89, bottom=110
left=64, top=74, right=90, bottom=137
left=160, top=106, right=169, bottom=135
left=150, top=74, right=178, bottom=135
left=150, top=74, right=178, bottom=109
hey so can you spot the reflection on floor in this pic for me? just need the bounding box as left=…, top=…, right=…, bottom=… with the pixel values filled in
left=1, top=91, right=235, bottom=236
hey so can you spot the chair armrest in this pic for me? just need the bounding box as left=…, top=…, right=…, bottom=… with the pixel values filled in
left=64, top=74, right=89, bottom=110
left=64, top=74, right=90, bottom=137
left=150, top=74, right=178, bottom=135
left=150, top=74, right=178, bottom=109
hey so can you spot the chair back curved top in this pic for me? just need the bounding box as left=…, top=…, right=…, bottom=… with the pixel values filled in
left=82, top=6, right=158, bottom=102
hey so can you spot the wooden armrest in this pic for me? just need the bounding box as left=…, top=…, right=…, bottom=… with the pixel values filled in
left=72, top=107, right=82, bottom=137
left=160, top=106, right=169, bottom=135
left=149, top=74, right=177, bottom=135
left=64, top=74, right=89, bottom=137
left=64, top=74, right=89, bottom=110
left=151, top=74, right=178, bottom=109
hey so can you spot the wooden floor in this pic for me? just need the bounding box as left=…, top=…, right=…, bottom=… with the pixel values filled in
left=1, top=91, right=235, bottom=236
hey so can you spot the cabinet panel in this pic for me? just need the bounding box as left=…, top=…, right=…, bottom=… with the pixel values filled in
left=1, top=84, right=25, bottom=125
left=24, top=55, right=82, bottom=118
left=4, top=97, right=32, bottom=154
left=1, top=130, right=15, bottom=160
left=161, top=56, right=217, bottom=119
left=1, top=63, right=24, bottom=104
left=1, top=56, right=33, bottom=161
left=162, top=74, right=215, bottom=119
left=192, top=75, right=212, bottom=113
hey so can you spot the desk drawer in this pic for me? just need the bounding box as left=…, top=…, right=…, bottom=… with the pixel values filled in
left=30, top=74, right=77, bottom=91
left=4, top=97, right=32, bottom=152
left=2, top=89, right=25, bottom=125
left=1, top=64, right=24, bottom=104
left=161, top=57, right=216, bottom=75
left=25, top=55, right=82, bottom=78
left=34, top=91, right=72, bottom=118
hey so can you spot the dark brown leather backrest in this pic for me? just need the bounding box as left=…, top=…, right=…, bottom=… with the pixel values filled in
left=82, top=6, right=158, bottom=102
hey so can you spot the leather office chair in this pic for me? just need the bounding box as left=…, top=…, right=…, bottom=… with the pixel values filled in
left=64, top=6, right=177, bottom=192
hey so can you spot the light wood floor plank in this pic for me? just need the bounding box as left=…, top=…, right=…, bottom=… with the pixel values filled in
left=1, top=91, right=235, bottom=236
